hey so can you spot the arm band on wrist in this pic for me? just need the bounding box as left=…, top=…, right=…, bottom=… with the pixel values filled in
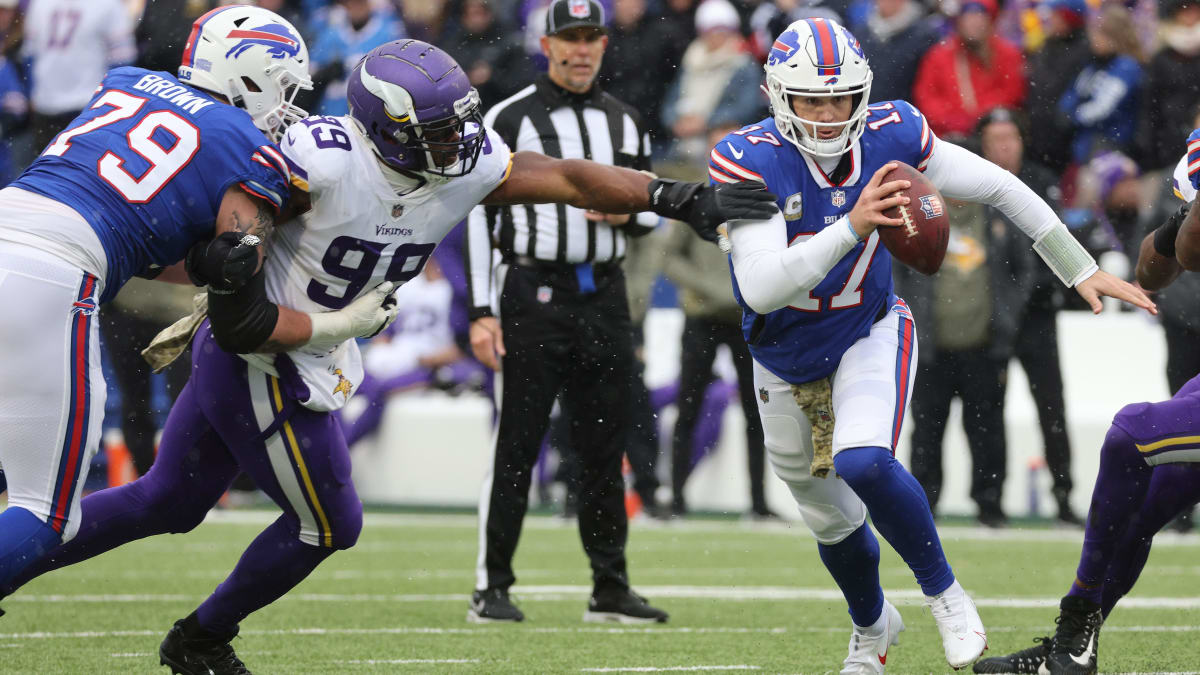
left=1032, top=225, right=1097, bottom=287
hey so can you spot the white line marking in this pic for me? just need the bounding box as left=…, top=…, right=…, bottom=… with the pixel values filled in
left=197, top=510, right=1200, bottom=546
left=339, top=659, right=480, bottom=665
left=5, top=624, right=1200, bottom=642
left=109, top=653, right=150, bottom=657
left=580, top=662, right=758, bottom=667
left=10, top=587, right=1200, bottom=609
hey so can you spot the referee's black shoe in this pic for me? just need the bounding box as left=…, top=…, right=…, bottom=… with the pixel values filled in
left=467, top=588, right=525, bottom=623
left=159, top=613, right=250, bottom=675
left=583, top=587, right=669, bottom=624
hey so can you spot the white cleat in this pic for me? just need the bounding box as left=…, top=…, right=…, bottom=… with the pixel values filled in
left=925, top=579, right=987, bottom=669
left=841, top=599, right=905, bottom=674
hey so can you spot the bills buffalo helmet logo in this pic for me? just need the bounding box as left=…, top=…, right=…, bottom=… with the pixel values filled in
left=225, top=24, right=302, bottom=60
left=919, top=194, right=944, bottom=219
left=768, top=29, right=800, bottom=66
left=568, top=0, right=591, bottom=18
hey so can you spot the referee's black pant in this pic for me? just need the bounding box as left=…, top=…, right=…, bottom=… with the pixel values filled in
left=477, top=260, right=632, bottom=593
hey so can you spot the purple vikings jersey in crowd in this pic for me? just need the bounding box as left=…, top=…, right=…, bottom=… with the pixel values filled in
left=711, top=100, right=935, bottom=383
left=11, top=66, right=290, bottom=303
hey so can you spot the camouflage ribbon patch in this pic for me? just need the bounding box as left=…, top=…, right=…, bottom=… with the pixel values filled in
left=791, top=377, right=835, bottom=479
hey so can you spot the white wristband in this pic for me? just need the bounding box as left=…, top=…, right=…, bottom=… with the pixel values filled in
left=308, top=310, right=355, bottom=345
left=1032, top=225, right=1098, bottom=287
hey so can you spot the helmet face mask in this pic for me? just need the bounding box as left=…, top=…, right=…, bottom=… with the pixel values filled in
left=763, top=18, right=872, bottom=159
left=178, top=6, right=313, bottom=142
left=347, top=40, right=486, bottom=178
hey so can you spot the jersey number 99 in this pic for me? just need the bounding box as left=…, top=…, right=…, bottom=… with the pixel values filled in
left=308, top=236, right=437, bottom=309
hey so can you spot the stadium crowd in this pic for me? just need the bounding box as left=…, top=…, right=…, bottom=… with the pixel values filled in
left=0, top=0, right=1198, bottom=530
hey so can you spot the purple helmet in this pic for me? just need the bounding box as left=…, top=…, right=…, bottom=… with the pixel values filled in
left=346, top=40, right=484, bottom=177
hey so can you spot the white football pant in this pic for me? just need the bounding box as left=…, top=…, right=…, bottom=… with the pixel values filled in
left=755, top=300, right=918, bottom=544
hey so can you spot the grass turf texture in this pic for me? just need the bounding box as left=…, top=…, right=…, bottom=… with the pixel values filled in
left=1, top=511, right=1198, bottom=673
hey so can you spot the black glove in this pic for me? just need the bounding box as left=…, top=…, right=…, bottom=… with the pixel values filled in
left=647, top=179, right=778, bottom=242
left=185, top=231, right=263, bottom=291
left=1153, top=201, right=1190, bottom=258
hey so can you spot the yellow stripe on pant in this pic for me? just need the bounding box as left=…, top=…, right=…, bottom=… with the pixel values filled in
left=271, top=376, right=333, bottom=548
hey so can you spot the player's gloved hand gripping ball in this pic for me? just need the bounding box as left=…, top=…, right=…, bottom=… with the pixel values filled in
left=648, top=178, right=778, bottom=243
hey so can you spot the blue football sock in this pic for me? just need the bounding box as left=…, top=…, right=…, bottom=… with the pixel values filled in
left=834, top=446, right=954, bottom=596
left=818, top=523, right=884, bottom=627
left=0, top=507, right=62, bottom=589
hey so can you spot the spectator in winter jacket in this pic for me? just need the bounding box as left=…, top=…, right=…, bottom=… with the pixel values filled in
left=1135, top=0, right=1200, bottom=172
left=853, top=0, right=939, bottom=103
left=443, top=0, right=533, bottom=108
left=912, top=0, right=1026, bottom=142
left=599, top=0, right=688, bottom=144
left=1025, top=0, right=1091, bottom=172
left=1057, top=2, right=1144, bottom=165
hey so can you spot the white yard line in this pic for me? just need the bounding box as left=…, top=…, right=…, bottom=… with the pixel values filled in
left=3, top=624, right=1200, bottom=641
left=10, top=586, right=1200, bottom=609
left=580, top=662, right=758, bottom=667
left=199, top=510, right=1200, bottom=546
left=339, top=659, right=479, bottom=665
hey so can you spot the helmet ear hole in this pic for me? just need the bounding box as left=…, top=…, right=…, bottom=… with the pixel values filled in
left=241, top=76, right=262, bottom=93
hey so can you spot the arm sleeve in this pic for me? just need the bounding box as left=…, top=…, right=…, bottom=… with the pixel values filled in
left=921, top=138, right=1060, bottom=241
left=728, top=211, right=860, bottom=314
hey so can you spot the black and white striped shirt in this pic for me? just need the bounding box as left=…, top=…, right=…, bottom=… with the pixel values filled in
left=466, top=75, right=656, bottom=319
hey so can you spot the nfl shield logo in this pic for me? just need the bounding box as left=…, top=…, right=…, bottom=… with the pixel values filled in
left=831, top=190, right=846, bottom=208
left=759, top=387, right=770, bottom=403
left=537, top=285, right=553, bottom=303
left=391, top=203, right=404, bottom=218
left=568, top=0, right=590, bottom=17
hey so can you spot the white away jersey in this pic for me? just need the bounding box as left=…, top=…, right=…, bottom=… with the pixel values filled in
left=252, top=115, right=511, bottom=411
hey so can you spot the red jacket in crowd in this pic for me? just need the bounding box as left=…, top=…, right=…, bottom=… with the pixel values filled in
left=913, top=34, right=1027, bottom=140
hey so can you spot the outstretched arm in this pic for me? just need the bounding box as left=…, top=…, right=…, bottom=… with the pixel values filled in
left=923, top=139, right=1154, bottom=314
left=481, top=152, right=777, bottom=241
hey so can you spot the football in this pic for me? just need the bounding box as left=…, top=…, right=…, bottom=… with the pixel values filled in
left=877, top=162, right=949, bottom=276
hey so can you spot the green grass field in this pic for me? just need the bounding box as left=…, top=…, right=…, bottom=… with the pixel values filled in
left=1, top=510, right=1198, bottom=674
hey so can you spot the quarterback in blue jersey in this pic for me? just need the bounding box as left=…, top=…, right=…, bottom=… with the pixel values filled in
left=0, top=5, right=405, bottom=632
left=717, top=18, right=1154, bottom=673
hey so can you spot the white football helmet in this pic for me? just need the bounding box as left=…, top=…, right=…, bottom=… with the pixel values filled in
left=177, top=6, right=312, bottom=141
left=763, top=18, right=872, bottom=158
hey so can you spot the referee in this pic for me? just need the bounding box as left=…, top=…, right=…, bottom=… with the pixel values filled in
left=465, top=0, right=668, bottom=624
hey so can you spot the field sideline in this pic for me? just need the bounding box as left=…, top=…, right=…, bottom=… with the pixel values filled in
left=1, top=510, right=1198, bottom=673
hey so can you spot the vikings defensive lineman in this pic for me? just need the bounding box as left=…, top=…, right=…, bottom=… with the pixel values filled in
left=977, top=138, right=1200, bottom=675
left=0, top=5, right=402, bottom=629
left=716, top=18, right=1153, bottom=672
left=0, top=40, right=775, bottom=674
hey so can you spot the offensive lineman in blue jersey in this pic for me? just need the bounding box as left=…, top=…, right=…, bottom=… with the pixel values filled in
left=715, top=18, right=1154, bottom=673
left=0, top=5, right=405, bottom=632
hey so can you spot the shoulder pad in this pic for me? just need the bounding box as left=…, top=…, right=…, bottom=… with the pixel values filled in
left=278, top=115, right=356, bottom=193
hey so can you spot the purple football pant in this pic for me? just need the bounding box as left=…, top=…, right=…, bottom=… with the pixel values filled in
left=1069, top=373, right=1200, bottom=606
left=4, top=323, right=362, bottom=634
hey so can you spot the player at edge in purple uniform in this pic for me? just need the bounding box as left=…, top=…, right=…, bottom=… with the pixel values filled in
left=0, top=38, right=778, bottom=674
left=976, top=135, right=1200, bottom=675
left=716, top=17, right=1154, bottom=673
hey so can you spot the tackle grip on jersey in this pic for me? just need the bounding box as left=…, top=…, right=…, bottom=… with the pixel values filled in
left=186, top=231, right=263, bottom=291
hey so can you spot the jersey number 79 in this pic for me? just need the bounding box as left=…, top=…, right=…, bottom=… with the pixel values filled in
left=44, top=90, right=199, bottom=203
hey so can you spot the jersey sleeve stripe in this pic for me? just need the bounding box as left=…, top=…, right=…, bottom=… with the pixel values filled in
left=1189, top=158, right=1200, bottom=176
left=709, top=166, right=738, bottom=183
left=240, top=180, right=284, bottom=211
left=260, top=146, right=291, bottom=180
left=251, top=153, right=274, bottom=169
left=710, top=148, right=763, bottom=181
left=1189, top=138, right=1200, bottom=154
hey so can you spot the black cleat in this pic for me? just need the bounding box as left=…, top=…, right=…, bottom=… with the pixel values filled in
left=583, top=587, right=669, bottom=624
left=1045, top=596, right=1102, bottom=674
left=973, top=636, right=1051, bottom=673
left=159, top=615, right=250, bottom=675
left=467, top=588, right=525, bottom=623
